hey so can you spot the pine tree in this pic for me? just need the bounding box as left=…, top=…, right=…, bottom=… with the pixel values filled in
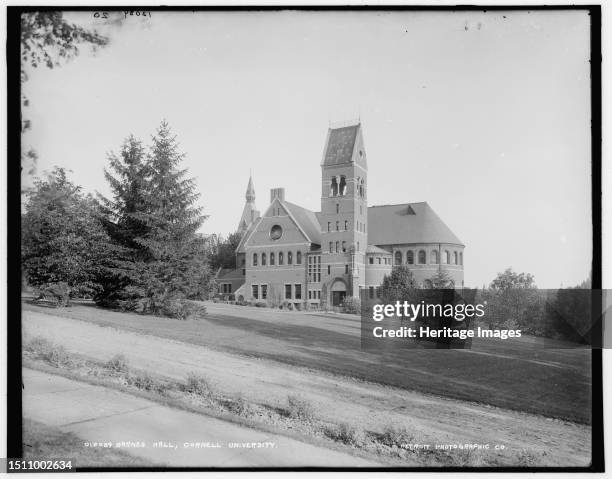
left=132, top=121, right=211, bottom=312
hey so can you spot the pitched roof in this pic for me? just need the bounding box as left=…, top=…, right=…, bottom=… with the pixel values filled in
left=322, top=124, right=359, bottom=166
left=281, top=200, right=322, bottom=245
left=366, top=244, right=391, bottom=255
left=215, top=268, right=245, bottom=281
left=367, top=202, right=463, bottom=246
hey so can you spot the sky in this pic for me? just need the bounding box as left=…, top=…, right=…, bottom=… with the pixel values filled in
left=22, top=9, right=593, bottom=288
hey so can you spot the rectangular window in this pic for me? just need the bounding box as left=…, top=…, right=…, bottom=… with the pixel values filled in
left=345, top=220, right=348, bottom=231
left=308, top=291, right=312, bottom=300
left=345, top=264, right=349, bottom=274
left=336, top=221, right=339, bottom=231
left=252, top=284, right=258, bottom=299
left=295, top=284, right=302, bottom=300
left=377, top=258, right=381, bottom=264
left=285, top=284, right=292, bottom=299
left=335, top=241, right=339, bottom=253
left=261, top=284, right=267, bottom=300
left=342, top=241, right=346, bottom=252
left=328, top=222, right=331, bottom=232
left=329, top=242, right=333, bottom=253
left=369, top=257, right=374, bottom=264
left=327, top=265, right=331, bottom=275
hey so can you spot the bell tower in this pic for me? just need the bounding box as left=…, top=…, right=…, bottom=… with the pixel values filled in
left=320, top=121, right=368, bottom=306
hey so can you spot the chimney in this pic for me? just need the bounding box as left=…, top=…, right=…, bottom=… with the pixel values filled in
left=270, top=188, right=285, bottom=203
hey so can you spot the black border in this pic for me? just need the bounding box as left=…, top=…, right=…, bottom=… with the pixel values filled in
left=7, top=4, right=603, bottom=473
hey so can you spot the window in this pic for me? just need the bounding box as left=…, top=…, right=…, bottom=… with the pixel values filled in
left=308, top=255, right=321, bottom=282
left=344, top=220, right=348, bottom=231
left=394, top=251, right=402, bottom=265
left=261, top=253, right=267, bottom=266
left=279, top=252, right=284, bottom=265
left=460, top=252, right=463, bottom=265
left=444, top=250, right=450, bottom=264
left=330, top=177, right=338, bottom=196
left=252, top=253, right=258, bottom=266
left=285, top=284, right=292, bottom=299
left=360, top=205, right=363, bottom=215
left=369, top=257, right=374, bottom=264
left=336, top=204, right=340, bottom=214
left=342, top=241, right=346, bottom=253
left=418, top=250, right=426, bottom=264
left=335, top=241, right=339, bottom=253
left=270, top=224, right=283, bottom=240
left=377, top=258, right=381, bottom=264
left=240, top=257, right=245, bottom=267
left=369, top=287, right=374, bottom=299
left=431, top=250, right=438, bottom=264
left=328, top=222, right=331, bottom=232
left=252, top=284, right=259, bottom=299
left=270, top=252, right=275, bottom=265
left=222, top=283, right=232, bottom=294
left=345, top=264, right=349, bottom=274
left=329, top=242, right=333, bottom=253
left=336, top=221, right=339, bottom=231
left=295, top=284, right=302, bottom=300
left=288, top=251, right=293, bottom=265
left=357, top=242, right=360, bottom=251
left=261, top=284, right=267, bottom=300
left=339, top=176, right=347, bottom=196
left=407, top=250, right=414, bottom=265
left=296, top=251, right=302, bottom=264
left=327, top=265, right=331, bottom=275
left=454, top=251, right=458, bottom=265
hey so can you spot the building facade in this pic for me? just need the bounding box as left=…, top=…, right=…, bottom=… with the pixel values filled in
left=221, top=121, right=464, bottom=308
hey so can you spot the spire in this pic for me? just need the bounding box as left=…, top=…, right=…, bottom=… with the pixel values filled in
left=245, top=174, right=255, bottom=202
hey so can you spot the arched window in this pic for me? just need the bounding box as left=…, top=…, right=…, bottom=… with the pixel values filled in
left=327, top=222, right=331, bottom=232
left=261, top=253, right=267, bottom=266
left=336, top=203, right=340, bottom=214
left=459, top=252, right=463, bottom=265
left=444, top=250, right=450, bottom=264
left=279, top=252, right=284, bottom=265
left=344, top=220, right=348, bottom=231
left=270, top=252, right=275, bottom=265
left=330, top=177, right=338, bottom=196
left=329, top=242, right=333, bottom=253
left=336, top=221, right=339, bottom=231
left=431, top=250, right=439, bottom=264
left=418, top=250, right=426, bottom=264
left=407, top=250, right=414, bottom=265
left=341, top=241, right=346, bottom=252
left=252, top=253, right=258, bottom=266
left=287, top=251, right=293, bottom=264
left=454, top=251, right=458, bottom=265
left=335, top=241, right=339, bottom=253
left=394, top=251, right=402, bottom=265
left=339, top=176, right=347, bottom=196
left=296, top=251, right=302, bottom=264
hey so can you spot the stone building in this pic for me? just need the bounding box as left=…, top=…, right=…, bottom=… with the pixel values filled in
left=216, top=121, right=464, bottom=308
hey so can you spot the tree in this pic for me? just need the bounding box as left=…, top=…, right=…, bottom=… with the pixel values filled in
left=379, top=265, right=417, bottom=303
left=21, top=12, right=112, bottom=180
left=96, top=121, right=212, bottom=313
left=490, top=268, right=536, bottom=290
left=208, top=231, right=243, bottom=270
left=22, top=167, right=115, bottom=300
left=428, top=269, right=454, bottom=289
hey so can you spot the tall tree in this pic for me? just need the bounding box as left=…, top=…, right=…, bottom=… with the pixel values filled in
left=22, top=167, right=115, bottom=298
left=127, top=121, right=211, bottom=310
left=379, top=265, right=417, bottom=303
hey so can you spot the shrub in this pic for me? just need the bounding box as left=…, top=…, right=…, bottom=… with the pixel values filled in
left=341, top=297, right=361, bottom=314
left=379, top=424, right=413, bottom=447
left=105, top=354, right=129, bottom=373
left=35, top=282, right=71, bottom=307
left=227, top=395, right=253, bottom=416
left=324, top=422, right=365, bottom=446
left=24, top=336, right=73, bottom=367
left=159, top=299, right=207, bottom=320
left=128, top=372, right=155, bottom=391
left=183, top=372, right=213, bottom=397
left=286, top=394, right=315, bottom=422
left=255, top=301, right=267, bottom=308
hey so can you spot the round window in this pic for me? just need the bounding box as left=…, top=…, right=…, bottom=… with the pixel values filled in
left=270, top=225, right=283, bottom=240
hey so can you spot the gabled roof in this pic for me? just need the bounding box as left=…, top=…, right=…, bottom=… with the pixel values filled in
left=367, top=202, right=463, bottom=246
left=216, top=268, right=245, bottom=281
left=281, top=200, right=322, bottom=245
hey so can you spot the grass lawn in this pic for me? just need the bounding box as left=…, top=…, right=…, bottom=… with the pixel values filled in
left=23, top=301, right=592, bottom=424
left=22, top=418, right=156, bottom=468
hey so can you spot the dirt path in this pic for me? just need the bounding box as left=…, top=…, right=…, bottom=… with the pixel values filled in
left=23, top=369, right=378, bottom=467
left=23, top=309, right=592, bottom=466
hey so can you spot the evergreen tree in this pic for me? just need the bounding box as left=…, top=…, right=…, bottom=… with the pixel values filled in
left=135, top=121, right=211, bottom=310
left=379, top=265, right=417, bottom=303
